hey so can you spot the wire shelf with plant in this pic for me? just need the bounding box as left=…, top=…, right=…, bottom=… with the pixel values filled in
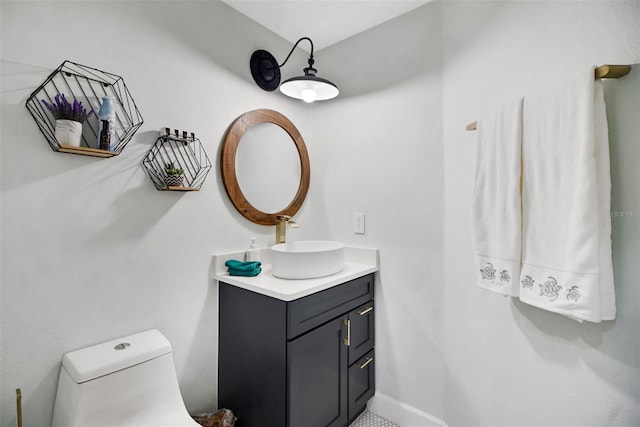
left=26, top=60, right=143, bottom=158
left=143, top=128, right=212, bottom=191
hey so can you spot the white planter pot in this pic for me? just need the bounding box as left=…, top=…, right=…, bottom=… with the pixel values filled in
left=55, top=119, right=83, bottom=147
left=165, top=174, right=184, bottom=187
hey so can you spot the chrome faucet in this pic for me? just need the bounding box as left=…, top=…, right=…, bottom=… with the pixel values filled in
left=275, top=215, right=299, bottom=244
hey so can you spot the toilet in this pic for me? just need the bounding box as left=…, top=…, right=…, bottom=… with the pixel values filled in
left=52, top=329, right=200, bottom=426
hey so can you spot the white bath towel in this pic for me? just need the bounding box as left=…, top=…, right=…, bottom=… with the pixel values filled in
left=471, top=98, right=523, bottom=296
left=519, top=67, right=615, bottom=322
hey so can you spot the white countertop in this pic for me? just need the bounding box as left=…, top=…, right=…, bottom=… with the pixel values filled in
left=213, top=246, right=379, bottom=301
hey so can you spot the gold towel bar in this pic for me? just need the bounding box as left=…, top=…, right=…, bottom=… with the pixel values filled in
left=465, top=64, right=631, bottom=131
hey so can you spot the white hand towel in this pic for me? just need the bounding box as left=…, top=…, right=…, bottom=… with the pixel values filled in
left=519, top=67, right=615, bottom=322
left=471, top=98, right=523, bottom=296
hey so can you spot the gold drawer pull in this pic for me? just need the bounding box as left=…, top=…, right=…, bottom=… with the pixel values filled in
left=343, top=319, right=351, bottom=346
left=359, top=356, right=374, bottom=370
left=357, top=306, right=373, bottom=316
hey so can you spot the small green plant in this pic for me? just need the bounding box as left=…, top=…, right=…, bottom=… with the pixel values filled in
left=165, top=162, right=184, bottom=175
left=41, top=94, right=93, bottom=123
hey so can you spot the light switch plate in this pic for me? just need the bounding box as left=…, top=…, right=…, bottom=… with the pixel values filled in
left=354, top=212, right=365, bottom=234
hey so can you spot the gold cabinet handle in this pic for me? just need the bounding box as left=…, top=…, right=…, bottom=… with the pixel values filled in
left=343, top=319, right=351, bottom=346
left=357, top=306, right=373, bottom=316
left=359, top=356, right=374, bottom=370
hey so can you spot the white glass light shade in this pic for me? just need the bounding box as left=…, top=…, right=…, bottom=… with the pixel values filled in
left=279, top=75, right=339, bottom=102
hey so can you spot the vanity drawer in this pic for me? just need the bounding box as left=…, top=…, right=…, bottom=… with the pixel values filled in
left=288, top=274, right=374, bottom=339
left=348, top=349, right=375, bottom=421
left=347, top=301, right=375, bottom=365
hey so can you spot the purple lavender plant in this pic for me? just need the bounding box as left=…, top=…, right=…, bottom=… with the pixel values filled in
left=41, top=94, right=93, bottom=123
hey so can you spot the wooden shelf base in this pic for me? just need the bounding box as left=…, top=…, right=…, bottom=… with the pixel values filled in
left=167, top=186, right=199, bottom=191
left=58, top=145, right=117, bottom=158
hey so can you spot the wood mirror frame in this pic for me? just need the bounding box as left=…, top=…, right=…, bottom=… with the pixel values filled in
left=221, top=109, right=310, bottom=225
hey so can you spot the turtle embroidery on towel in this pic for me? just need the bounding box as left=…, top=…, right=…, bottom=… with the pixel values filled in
left=566, top=286, right=581, bottom=302
left=480, top=263, right=496, bottom=282
left=539, top=276, right=562, bottom=301
left=499, top=270, right=511, bottom=283
left=521, top=275, right=535, bottom=289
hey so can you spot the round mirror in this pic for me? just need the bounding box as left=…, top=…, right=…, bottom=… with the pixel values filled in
left=236, top=123, right=301, bottom=213
left=221, top=109, right=310, bottom=225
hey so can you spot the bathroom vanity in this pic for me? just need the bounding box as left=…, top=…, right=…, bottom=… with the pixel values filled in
left=214, top=247, right=378, bottom=427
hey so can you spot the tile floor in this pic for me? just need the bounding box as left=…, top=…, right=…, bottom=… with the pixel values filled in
left=350, top=410, right=400, bottom=427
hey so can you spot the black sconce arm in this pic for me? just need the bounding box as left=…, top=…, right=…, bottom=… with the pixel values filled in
left=278, top=37, right=315, bottom=71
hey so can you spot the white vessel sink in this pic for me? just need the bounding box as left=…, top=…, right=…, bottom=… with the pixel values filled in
left=271, top=240, right=345, bottom=279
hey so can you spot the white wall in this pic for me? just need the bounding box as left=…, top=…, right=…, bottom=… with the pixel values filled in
left=314, top=2, right=640, bottom=425
left=0, top=2, right=311, bottom=426
left=310, top=3, right=445, bottom=417
left=442, top=1, right=640, bottom=426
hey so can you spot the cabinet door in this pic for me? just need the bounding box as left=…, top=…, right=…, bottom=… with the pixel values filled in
left=288, top=317, right=348, bottom=427
left=348, top=350, right=375, bottom=421
left=347, top=301, right=375, bottom=365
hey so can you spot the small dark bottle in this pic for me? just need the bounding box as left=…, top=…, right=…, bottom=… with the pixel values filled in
left=99, top=120, right=111, bottom=150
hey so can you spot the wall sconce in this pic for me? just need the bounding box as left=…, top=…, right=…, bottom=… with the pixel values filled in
left=250, top=37, right=339, bottom=103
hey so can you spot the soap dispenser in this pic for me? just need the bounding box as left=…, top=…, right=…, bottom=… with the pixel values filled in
left=245, top=237, right=261, bottom=262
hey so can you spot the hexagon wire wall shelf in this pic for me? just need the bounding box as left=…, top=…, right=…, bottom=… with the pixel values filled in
left=25, top=60, right=143, bottom=158
left=143, top=128, right=212, bottom=191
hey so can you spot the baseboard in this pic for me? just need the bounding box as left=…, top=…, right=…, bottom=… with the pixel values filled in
left=367, top=392, right=447, bottom=427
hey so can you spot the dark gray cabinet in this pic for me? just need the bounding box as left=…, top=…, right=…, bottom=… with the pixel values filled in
left=218, top=274, right=375, bottom=427
left=289, top=316, right=348, bottom=427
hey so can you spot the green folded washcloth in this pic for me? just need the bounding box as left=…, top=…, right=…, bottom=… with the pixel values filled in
left=225, top=260, right=262, bottom=271
left=228, top=266, right=262, bottom=277
left=225, top=260, right=262, bottom=276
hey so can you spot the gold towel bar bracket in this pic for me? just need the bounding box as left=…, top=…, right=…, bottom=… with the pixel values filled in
left=465, top=64, right=631, bottom=132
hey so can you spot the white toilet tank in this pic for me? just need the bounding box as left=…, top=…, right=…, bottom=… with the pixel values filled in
left=52, top=329, right=200, bottom=427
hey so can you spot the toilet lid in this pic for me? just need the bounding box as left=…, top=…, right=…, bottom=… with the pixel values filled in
left=62, top=329, right=171, bottom=383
